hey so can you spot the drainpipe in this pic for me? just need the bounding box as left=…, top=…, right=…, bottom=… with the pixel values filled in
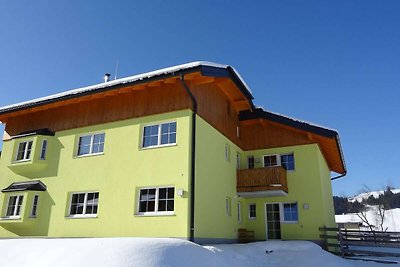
left=179, top=74, right=197, bottom=242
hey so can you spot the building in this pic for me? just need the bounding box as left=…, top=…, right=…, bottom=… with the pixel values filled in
left=0, top=62, right=346, bottom=243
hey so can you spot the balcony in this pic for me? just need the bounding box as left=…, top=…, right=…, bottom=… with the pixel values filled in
left=237, top=166, right=288, bottom=198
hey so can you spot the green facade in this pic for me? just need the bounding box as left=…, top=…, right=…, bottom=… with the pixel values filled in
left=0, top=109, right=336, bottom=243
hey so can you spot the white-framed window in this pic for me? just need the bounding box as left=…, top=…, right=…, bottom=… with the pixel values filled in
left=5, top=195, right=24, bottom=218
left=248, top=203, right=256, bottom=219
left=69, top=192, right=99, bottom=217
left=138, top=187, right=175, bottom=215
left=263, top=154, right=279, bottom=167
left=142, top=122, right=176, bottom=148
left=15, top=140, right=33, bottom=161
left=263, top=153, right=295, bottom=171
left=225, top=197, right=231, bottom=216
left=282, top=203, right=298, bottom=223
left=236, top=152, right=241, bottom=170
left=77, top=133, right=105, bottom=156
left=225, top=144, right=230, bottom=161
left=30, top=195, right=39, bottom=218
left=237, top=201, right=242, bottom=224
left=39, top=140, right=48, bottom=160
left=281, top=153, right=295, bottom=171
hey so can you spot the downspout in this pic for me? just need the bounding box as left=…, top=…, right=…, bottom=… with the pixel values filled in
left=179, top=74, right=197, bottom=242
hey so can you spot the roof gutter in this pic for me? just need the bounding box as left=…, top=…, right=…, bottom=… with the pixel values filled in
left=179, top=75, right=197, bottom=242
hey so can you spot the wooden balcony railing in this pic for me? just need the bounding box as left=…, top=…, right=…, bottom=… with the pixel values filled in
left=237, top=166, right=288, bottom=193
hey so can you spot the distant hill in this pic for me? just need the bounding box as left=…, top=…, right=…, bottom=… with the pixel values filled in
left=349, top=189, right=400, bottom=203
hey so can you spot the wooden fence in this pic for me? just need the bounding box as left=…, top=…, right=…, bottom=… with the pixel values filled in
left=319, top=227, right=400, bottom=259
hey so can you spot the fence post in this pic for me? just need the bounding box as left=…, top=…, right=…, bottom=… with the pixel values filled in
left=338, top=227, right=344, bottom=257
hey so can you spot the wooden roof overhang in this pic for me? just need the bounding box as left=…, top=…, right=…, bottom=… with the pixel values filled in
left=0, top=63, right=254, bottom=124
left=239, top=109, right=346, bottom=175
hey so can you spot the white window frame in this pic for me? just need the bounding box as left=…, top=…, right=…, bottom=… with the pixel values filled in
left=39, top=139, right=48, bottom=160
left=263, top=153, right=295, bottom=171
left=248, top=203, right=256, bottom=220
left=280, top=202, right=299, bottom=224
left=225, top=144, right=230, bottom=161
left=15, top=140, right=33, bottom=162
left=30, top=194, right=39, bottom=218
left=263, top=154, right=280, bottom=167
left=225, top=197, right=231, bottom=216
left=136, top=186, right=175, bottom=216
left=68, top=192, right=99, bottom=218
left=5, top=195, right=24, bottom=219
left=76, top=133, right=105, bottom=157
left=141, top=121, right=177, bottom=149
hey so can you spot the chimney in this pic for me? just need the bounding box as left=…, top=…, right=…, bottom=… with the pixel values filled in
left=104, top=73, right=111, bottom=83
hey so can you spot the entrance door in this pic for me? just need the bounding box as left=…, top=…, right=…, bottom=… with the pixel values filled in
left=265, top=203, right=281, bottom=240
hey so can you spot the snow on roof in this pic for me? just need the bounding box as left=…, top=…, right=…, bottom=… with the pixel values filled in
left=335, top=214, right=363, bottom=224
left=0, top=61, right=253, bottom=114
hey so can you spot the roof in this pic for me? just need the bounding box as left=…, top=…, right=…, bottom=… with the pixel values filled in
left=239, top=108, right=338, bottom=138
left=239, top=108, right=346, bottom=175
left=0, top=61, right=254, bottom=116
left=12, top=128, right=55, bottom=139
left=1, top=180, right=47, bottom=192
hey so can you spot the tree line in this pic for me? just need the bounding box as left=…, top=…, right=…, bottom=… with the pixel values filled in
left=334, top=187, right=400, bottom=215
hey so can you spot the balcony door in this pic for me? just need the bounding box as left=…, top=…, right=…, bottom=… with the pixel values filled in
left=265, top=203, right=281, bottom=240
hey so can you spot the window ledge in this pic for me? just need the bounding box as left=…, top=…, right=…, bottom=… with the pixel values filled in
left=140, top=143, right=177, bottom=151
left=74, top=152, right=104, bottom=159
left=134, top=212, right=175, bottom=217
left=66, top=214, right=98, bottom=219
left=281, top=221, right=298, bottom=224
left=0, top=216, right=21, bottom=220
left=12, top=159, right=32, bottom=164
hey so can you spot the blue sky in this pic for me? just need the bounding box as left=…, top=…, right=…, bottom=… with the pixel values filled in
left=0, top=1, right=399, bottom=196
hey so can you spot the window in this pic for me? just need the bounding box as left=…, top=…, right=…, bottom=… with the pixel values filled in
left=225, top=197, right=231, bottom=216
left=249, top=203, right=256, bottom=219
left=138, top=187, right=174, bottom=214
left=225, top=144, right=230, bottom=161
left=281, top=154, right=295, bottom=171
left=282, top=203, right=298, bottom=222
left=264, top=155, right=279, bottom=167
left=39, top=140, right=48, bottom=160
left=142, top=122, right=176, bottom=148
left=15, top=141, right=33, bottom=161
left=237, top=202, right=242, bottom=224
left=5, top=195, right=24, bottom=218
left=77, top=133, right=105, bottom=156
left=30, top=195, right=39, bottom=217
left=247, top=156, right=255, bottom=169
left=236, top=152, right=241, bottom=170
left=69, top=192, right=99, bottom=217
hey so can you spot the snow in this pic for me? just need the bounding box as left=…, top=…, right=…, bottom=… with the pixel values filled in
left=0, top=238, right=389, bottom=267
left=0, top=61, right=253, bottom=114
left=349, top=189, right=400, bottom=203
left=335, top=208, right=400, bottom=231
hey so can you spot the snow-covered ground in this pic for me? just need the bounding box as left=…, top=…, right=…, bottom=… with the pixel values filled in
left=0, top=238, right=390, bottom=267
left=335, top=208, right=400, bottom=232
